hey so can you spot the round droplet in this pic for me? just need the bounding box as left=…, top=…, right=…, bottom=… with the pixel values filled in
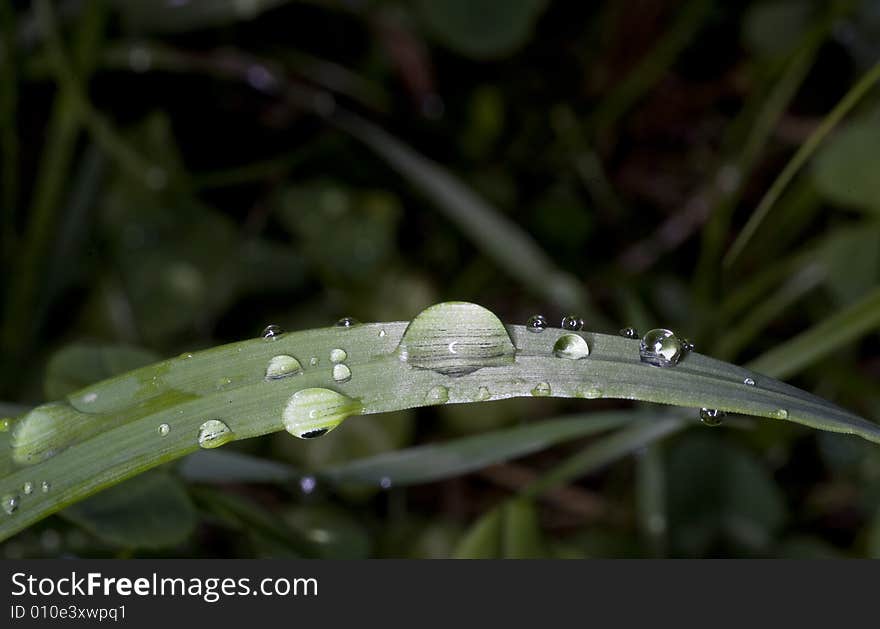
left=397, top=302, right=516, bottom=377
left=425, top=385, right=449, bottom=405
left=699, top=408, right=726, bottom=427
left=553, top=333, right=590, bottom=360
left=11, top=402, right=94, bottom=465
left=380, top=476, right=392, bottom=489
left=531, top=382, right=552, bottom=397
left=332, top=363, right=352, bottom=383
left=0, top=418, right=11, bottom=432
left=283, top=388, right=362, bottom=439
left=22, top=481, right=33, bottom=495
left=310, top=357, right=318, bottom=366
left=619, top=327, right=639, bottom=339
left=2, top=494, right=19, bottom=515
left=157, top=423, right=170, bottom=437
left=526, top=314, right=548, bottom=333
left=262, top=324, right=283, bottom=340
left=378, top=329, right=387, bottom=338
left=329, top=348, right=347, bottom=363
left=335, top=316, right=359, bottom=328
left=639, top=329, right=683, bottom=368
left=40, top=481, right=50, bottom=494
left=561, top=315, right=584, bottom=331
left=682, top=338, right=695, bottom=352
left=579, top=386, right=602, bottom=399
left=179, top=352, right=194, bottom=360
left=477, top=386, right=491, bottom=401
left=771, top=408, right=789, bottom=420
left=197, top=419, right=235, bottom=449
left=299, top=476, right=317, bottom=494
left=743, top=377, right=756, bottom=386
left=265, top=355, right=303, bottom=380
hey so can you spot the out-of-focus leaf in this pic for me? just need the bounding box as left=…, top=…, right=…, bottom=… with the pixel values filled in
left=415, top=0, right=546, bottom=59
left=742, top=0, right=812, bottom=59
left=819, top=222, right=880, bottom=306
left=668, top=434, right=786, bottom=556
left=283, top=504, right=372, bottom=559
left=178, top=449, right=296, bottom=484
left=113, top=0, right=288, bottom=34
left=776, top=536, right=844, bottom=558
left=44, top=343, right=159, bottom=400
left=812, top=116, right=880, bottom=213
left=452, top=498, right=546, bottom=558
left=61, top=472, right=195, bottom=549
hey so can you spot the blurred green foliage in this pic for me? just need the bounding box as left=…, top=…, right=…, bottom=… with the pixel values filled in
left=1, top=0, right=880, bottom=558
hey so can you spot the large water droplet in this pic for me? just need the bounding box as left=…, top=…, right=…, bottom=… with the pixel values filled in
left=526, top=314, right=548, bottom=333
left=329, top=348, right=347, bottom=363
left=531, top=382, right=552, bottom=397
left=22, top=481, right=33, bottom=495
left=265, top=355, right=303, bottom=380
left=425, top=385, right=449, bottom=405
left=2, top=494, right=19, bottom=515
left=332, top=363, right=352, bottom=383
left=197, top=419, right=234, bottom=449
left=699, top=408, right=726, bottom=427
left=397, top=302, right=516, bottom=377
left=11, top=402, right=93, bottom=465
left=619, top=327, right=639, bottom=339
left=283, top=388, right=362, bottom=439
left=561, top=315, right=584, bottom=331
left=157, top=423, right=170, bottom=437
left=743, top=377, right=756, bottom=387
left=335, top=316, right=359, bottom=328
left=262, top=324, right=283, bottom=340
left=553, top=333, right=590, bottom=360
left=639, top=329, right=683, bottom=367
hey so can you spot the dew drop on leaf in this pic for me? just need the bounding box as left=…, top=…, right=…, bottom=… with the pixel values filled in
left=425, top=385, right=449, bottom=405
left=619, top=327, right=639, bottom=339
left=531, top=382, right=552, bottom=396
left=332, top=363, right=352, bottom=383
left=283, top=388, right=362, bottom=440
left=526, top=314, right=548, bottom=333
left=157, top=423, right=170, bottom=437
left=335, top=316, right=359, bottom=328
left=561, top=315, right=584, bottom=331
left=639, top=329, right=683, bottom=367
left=2, top=494, right=19, bottom=515
left=197, top=419, right=234, bottom=449
left=329, top=348, right=347, bottom=363
left=699, top=408, right=726, bottom=426
left=262, top=324, right=283, bottom=340
left=743, top=377, right=756, bottom=386
left=265, top=355, right=303, bottom=380
left=553, top=333, right=590, bottom=359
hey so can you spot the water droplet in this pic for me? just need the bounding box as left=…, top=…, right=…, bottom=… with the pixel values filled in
left=378, top=329, right=387, bottom=338
left=553, top=333, right=591, bottom=359
left=397, top=302, right=515, bottom=377
left=265, top=355, right=303, bottom=380
left=310, top=357, right=318, bottom=366
left=579, top=386, right=602, bottom=399
left=2, top=495, right=19, bottom=515
left=179, top=352, right=194, bottom=360
left=157, top=423, right=170, bottom=437
left=743, top=377, right=756, bottom=386
left=477, top=386, right=491, bottom=401
left=699, top=408, right=726, bottom=427
left=11, top=402, right=93, bottom=465
left=40, top=481, right=50, bottom=493
left=0, top=418, right=11, bottom=432
left=197, top=419, right=235, bottom=449
left=771, top=408, right=789, bottom=420
left=619, top=327, right=639, bottom=339
left=526, top=314, right=548, bottom=333
left=561, top=315, right=584, bottom=331
left=380, top=476, right=392, bottom=489
left=22, top=481, right=33, bottom=495
left=299, top=476, right=317, bottom=494
left=531, top=382, right=552, bottom=397
left=425, top=385, right=449, bottom=405
left=335, top=316, right=358, bottom=328
left=332, top=363, right=352, bottom=383
left=681, top=338, right=695, bottom=352
left=329, top=348, right=347, bottom=363
left=262, top=324, right=283, bottom=340
left=283, top=388, right=362, bottom=439
left=82, top=392, right=98, bottom=404
left=215, top=376, right=233, bottom=390
left=639, top=329, right=683, bottom=368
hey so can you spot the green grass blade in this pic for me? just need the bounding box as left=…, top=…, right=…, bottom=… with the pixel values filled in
left=746, top=286, right=880, bottom=380
left=2, top=301, right=878, bottom=541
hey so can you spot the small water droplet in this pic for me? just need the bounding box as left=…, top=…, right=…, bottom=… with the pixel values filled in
left=40, top=481, right=50, bottom=493
left=299, top=476, right=317, bottom=494
left=579, top=386, right=602, bottom=399
left=310, top=357, right=318, bottom=366
left=681, top=338, right=695, bottom=352
left=699, top=408, right=726, bottom=427
left=332, top=363, right=352, bottom=383
left=531, top=382, right=552, bottom=397
left=22, top=481, right=33, bottom=495
left=215, top=376, right=233, bottom=390
left=378, top=329, right=387, bottom=338
left=197, top=419, right=234, bottom=449
left=380, top=476, right=392, bottom=489
left=526, top=314, right=548, bottom=333
left=561, top=315, right=584, bottom=331
left=158, top=423, right=170, bottom=437
left=477, top=386, right=491, bottom=401
left=771, top=408, right=789, bottom=420
left=2, top=495, right=19, bottom=515
left=283, top=388, right=362, bottom=439
left=553, top=333, right=591, bottom=359
left=262, top=324, right=283, bottom=340
left=265, top=355, right=303, bottom=380
left=743, top=377, right=756, bottom=386
left=425, top=385, right=449, bottom=405
left=0, top=418, right=11, bottom=432
left=639, top=329, right=683, bottom=367
left=619, top=327, right=639, bottom=339
left=179, top=352, right=194, bottom=360
left=335, top=316, right=359, bottom=328
left=329, top=348, right=348, bottom=363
